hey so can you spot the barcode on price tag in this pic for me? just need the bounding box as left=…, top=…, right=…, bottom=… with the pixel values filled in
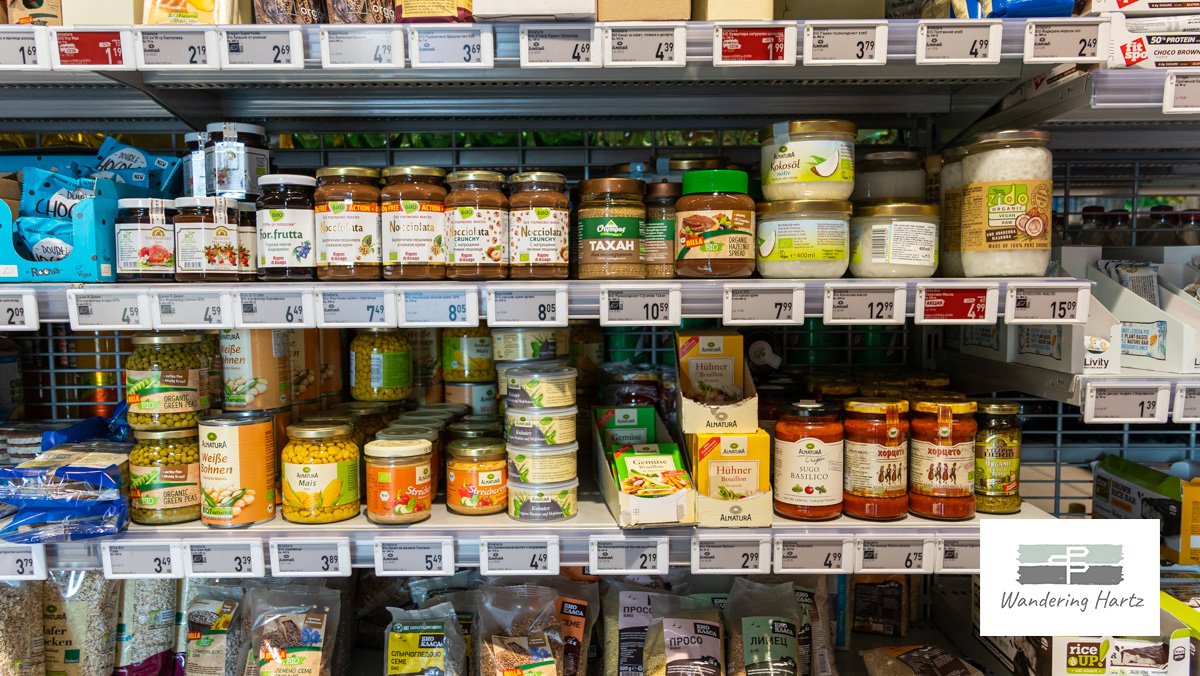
left=235, top=289, right=314, bottom=328
left=399, top=287, right=479, bottom=327
left=0, top=26, right=49, bottom=70
left=857, top=539, right=935, bottom=573
left=374, top=539, right=455, bottom=577
left=320, top=26, right=403, bottom=69
left=51, top=28, right=134, bottom=70
left=1023, top=19, right=1108, bottom=64
left=589, top=537, right=670, bottom=575
left=409, top=26, right=494, bottom=68
left=1006, top=284, right=1089, bottom=323
left=915, top=285, right=998, bottom=324
left=804, top=22, right=887, bottom=66
left=220, top=27, right=303, bottom=69
left=916, top=20, right=1002, bottom=65
left=152, top=291, right=232, bottom=329
left=722, top=286, right=804, bottom=325
left=938, top=538, right=981, bottom=573
left=823, top=285, right=906, bottom=325
left=520, top=26, right=602, bottom=68
left=604, top=25, right=686, bottom=67
left=317, top=288, right=395, bottom=327
left=0, top=291, right=38, bottom=330
left=714, top=24, right=796, bottom=66
left=0, top=544, right=46, bottom=580
left=135, top=27, right=217, bottom=70
left=691, top=537, right=771, bottom=575
left=184, top=541, right=264, bottom=578
left=479, top=538, right=559, bottom=576
left=1083, top=384, right=1171, bottom=424
left=486, top=287, right=568, bottom=327
left=1164, top=70, right=1200, bottom=114
left=600, top=286, right=681, bottom=327
left=774, top=538, right=853, bottom=573
left=1173, top=384, right=1200, bottom=423
left=269, top=539, right=352, bottom=577
left=102, top=542, right=182, bottom=579
left=68, top=290, right=152, bottom=330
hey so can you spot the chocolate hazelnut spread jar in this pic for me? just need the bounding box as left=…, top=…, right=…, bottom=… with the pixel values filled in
left=675, top=169, right=756, bottom=279
left=382, top=166, right=447, bottom=281
left=509, top=172, right=569, bottom=280
left=175, top=197, right=239, bottom=282
left=257, top=174, right=317, bottom=281
left=445, top=171, right=509, bottom=281
left=316, top=167, right=382, bottom=281
left=116, top=198, right=176, bottom=281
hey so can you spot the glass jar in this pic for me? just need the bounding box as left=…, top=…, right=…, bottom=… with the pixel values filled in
left=364, top=438, right=433, bottom=525
left=975, top=399, right=1022, bottom=514
left=812, top=379, right=858, bottom=406
left=378, top=425, right=443, bottom=471
left=333, top=401, right=390, bottom=438
left=200, top=330, right=221, bottom=409
left=938, top=146, right=966, bottom=277
left=761, top=119, right=856, bottom=201
left=449, top=419, right=502, bottom=440
left=423, top=402, right=470, bottom=419
left=675, top=169, right=756, bottom=278
left=1182, top=209, right=1200, bottom=246
left=1145, top=205, right=1178, bottom=246
left=1074, top=205, right=1107, bottom=246
left=126, top=332, right=206, bottom=430
left=441, top=326, right=495, bottom=383
left=206, top=122, right=271, bottom=199
left=445, top=170, right=509, bottom=280
left=577, top=178, right=646, bottom=279
left=174, top=197, right=239, bottom=281
left=509, top=172, right=569, bottom=280
left=909, top=398, right=977, bottom=521
left=183, top=131, right=207, bottom=197
left=960, top=130, right=1053, bottom=277
left=446, top=437, right=507, bottom=515
left=257, top=174, right=317, bottom=280
left=849, top=203, right=940, bottom=278
left=237, top=201, right=257, bottom=281
left=316, top=167, right=382, bottom=281
left=381, top=166, right=447, bottom=280
left=843, top=398, right=909, bottom=521
left=644, top=181, right=680, bottom=279
left=349, top=329, right=413, bottom=402
left=116, top=198, right=176, bottom=281
left=852, top=151, right=927, bottom=203
left=756, top=200, right=851, bottom=279
left=302, top=414, right=366, bottom=449
left=129, top=428, right=201, bottom=525
left=773, top=400, right=844, bottom=521
left=281, top=423, right=361, bottom=524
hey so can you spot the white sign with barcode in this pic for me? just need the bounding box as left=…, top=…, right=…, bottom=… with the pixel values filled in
left=67, top=289, right=152, bottom=330
left=0, top=291, right=38, bottom=330
left=1006, top=284, right=1089, bottom=324
left=0, top=26, right=49, bottom=70
left=319, top=26, right=403, bottom=69
left=409, top=26, right=494, bottom=68
left=823, top=284, right=906, bottom=325
left=600, top=285, right=682, bottom=327
left=691, top=537, right=772, bottom=575
left=374, top=538, right=455, bottom=577
left=520, top=25, right=602, bottom=68
left=0, top=544, right=46, bottom=580
left=183, top=540, right=264, bottom=578
left=479, top=537, right=559, bottom=576
left=101, top=542, right=182, bottom=579
left=398, top=287, right=479, bottom=327
left=220, top=27, right=303, bottom=69
left=804, top=22, right=888, bottom=66
left=774, top=538, right=853, bottom=573
left=486, top=287, right=568, bottom=327
left=1083, top=384, right=1171, bottom=424
left=589, top=536, right=670, bottom=575
left=857, top=539, right=935, bottom=573
left=1173, top=384, right=1200, bottom=423
left=1023, top=19, right=1108, bottom=64
left=722, top=286, right=804, bottom=325
left=604, top=24, right=686, bottom=67
left=1164, top=70, right=1200, bottom=114
left=269, top=539, right=353, bottom=577
left=152, top=290, right=233, bottom=329
left=916, top=20, right=1002, bottom=65
left=234, top=289, right=314, bottom=328
left=317, top=288, right=395, bottom=328
left=135, top=27, right=218, bottom=70
left=938, top=538, right=981, bottom=573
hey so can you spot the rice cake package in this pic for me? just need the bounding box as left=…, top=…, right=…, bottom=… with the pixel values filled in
left=254, top=0, right=326, bottom=22
left=326, top=0, right=395, bottom=22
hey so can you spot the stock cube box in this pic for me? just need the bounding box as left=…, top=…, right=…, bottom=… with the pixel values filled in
left=599, top=0, right=691, bottom=19
left=685, top=429, right=774, bottom=527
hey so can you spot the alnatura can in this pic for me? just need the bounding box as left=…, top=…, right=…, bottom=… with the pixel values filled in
left=220, top=329, right=292, bottom=410
left=505, top=406, right=577, bottom=446
left=492, top=328, right=563, bottom=362
left=445, top=382, right=498, bottom=415
left=199, top=413, right=276, bottom=528
left=507, top=442, right=578, bottom=483
left=505, top=366, right=577, bottom=409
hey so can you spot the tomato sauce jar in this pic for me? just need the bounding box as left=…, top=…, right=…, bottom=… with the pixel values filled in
left=843, top=399, right=909, bottom=521
left=773, top=400, right=844, bottom=521
left=909, top=398, right=977, bottom=520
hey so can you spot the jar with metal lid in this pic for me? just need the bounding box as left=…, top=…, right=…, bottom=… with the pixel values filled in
left=302, top=414, right=366, bottom=449
left=364, top=438, right=433, bottom=524
left=761, top=119, right=857, bottom=201
left=445, top=170, right=509, bottom=280
left=257, top=174, right=317, bottom=280
left=316, top=166, right=382, bottom=281
left=509, top=172, right=569, bottom=280
left=852, top=150, right=927, bottom=203
left=449, top=419, right=502, bottom=440
left=909, top=372, right=951, bottom=389
left=174, top=196, right=239, bottom=281
left=1145, top=205, right=1179, bottom=246
left=205, top=122, right=270, bottom=200
left=183, top=131, right=207, bottom=197
left=116, top=198, right=176, bottom=281
left=849, top=203, right=940, bottom=278
left=1075, top=205, right=1107, bottom=246
left=349, top=329, right=413, bottom=402
left=938, top=146, right=967, bottom=276
left=237, top=201, right=257, bottom=280
left=909, top=398, right=977, bottom=521
left=281, top=423, right=361, bottom=524
left=463, top=413, right=502, bottom=424
left=129, top=428, right=201, bottom=525
left=644, top=182, right=680, bottom=279
left=675, top=169, right=756, bottom=279
left=975, top=399, right=1021, bottom=514
left=662, top=157, right=727, bottom=181
left=446, top=437, right=507, bottom=515
left=423, top=402, right=469, bottom=419
left=381, top=166, right=448, bottom=280
left=843, top=398, right=909, bottom=521
left=126, top=332, right=207, bottom=430
left=577, top=177, right=646, bottom=279
left=756, top=199, right=851, bottom=279
left=442, top=326, right=495, bottom=383
left=333, top=401, right=390, bottom=438
left=393, top=412, right=452, bottom=430
left=812, top=379, right=858, bottom=405
left=774, top=400, right=844, bottom=522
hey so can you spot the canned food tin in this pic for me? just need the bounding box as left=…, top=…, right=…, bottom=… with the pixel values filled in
left=492, top=328, right=564, bottom=362
left=505, top=406, right=578, bottom=446
left=445, top=382, right=498, bottom=415
left=505, top=366, right=577, bottom=409
left=219, top=329, right=292, bottom=410
left=199, top=413, right=276, bottom=528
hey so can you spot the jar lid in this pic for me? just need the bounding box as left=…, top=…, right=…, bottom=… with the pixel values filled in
left=976, top=399, right=1021, bottom=415
left=855, top=202, right=940, bottom=218
left=260, top=174, right=317, bottom=188
left=302, top=415, right=359, bottom=428
left=132, top=332, right=201, bottom=345
left=645, top=181, right=682, bottom=199
left=509, top=477, right=579, bottom=491
left=422, top=402, right=470, bottom=416
left=184, top=131, right=204, bottom=143
left=1081, top=205, right=1106, bottom=214
left=335, top=401, right=388, bottom=416
left=912, top=399, right=977, bottom=414
left=201, top=411, right=271, bottom=426
left=943, top=146, right=967, bottom=163
left=287, top=423, right=352, bottom=439
left=908, top=373, right=951, bottom=387
left=134, top=428, right=198, bottom=440
left=858, top=385, right=906, bottom=398
left=206, top=122, right=266, bottom=136
left=907, top=389, right=966, bottom=403
left=757, top=199, right=852, bottom=215
left=238, top=202, right=255, bottom=212
left=964, top=129, right=1050, bottom=152
left=407, top=408, right=457, bottom=422
left=668, top=157, right=726, bottom=171
left=506, top=405, right=578, bottom=417
left=317, top=166, right=381, bottom=179
left=118, top=198, right=175, bottom=210
left=448, top=437, right=506, bottom=458
left=682, top=169, right=747, bottom=196
left=449, top=420, right=502, bottom=432
left=382, top=165, right=446, bottom=179
left=390, top=415, right=447, bottom=429
left=579, top=177, right=645, bottom=195
left=446, top=170, right=506, bottom=183
left=462, top=413, right=503, bottom=423
left=377, top=425, right=439, bottom=442
left=506, top=440, right=580, bottom=455
left=358, top=327, right=399, bottom=333
left=783, top=400, right=841, bottom=417
left=763, top=119, right=857, bottom=141
left=365, top=438, right=431, bottom=459
left=174, top=196, right=217, bottom=209
left=844, top=398, right=910, bottom=414
left=509, top=171, right=566, bottom=185
left=862, top=150, right=922, bottom=162
left=506, top=366, right=578, bottom=380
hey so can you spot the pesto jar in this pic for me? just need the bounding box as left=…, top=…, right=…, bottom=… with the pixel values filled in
left=975, top=399, right=1022, bottom=514
left=129, top=428, right=201, bottom=525
left=126, top=333, right=207, bottom=431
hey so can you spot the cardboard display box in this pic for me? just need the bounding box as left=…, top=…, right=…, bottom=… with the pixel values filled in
left=685, top=429, right=773, bottom=527
left=473, top=0, right=597, bottom=20
left=692, top=0, right=773, bottom=20
left=594, top=407, right=697, bottom=528
left=1093, top=454, right=1200, bottom=565
left=1107, top=12, right=1200, bottom=69
left=775, top=0, right=884, bottom=18
left=1088, top=265, right=1200, bottom=374
left=599, top=0, right=690, bottom=20
left=1011, top=292, right=1121, bottom=375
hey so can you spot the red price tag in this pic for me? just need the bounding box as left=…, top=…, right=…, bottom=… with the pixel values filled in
left=55, top=30, right=126, bottom=67
left=916, top=285, right=997, bottom=324
left=714, top=25, right=795, bottom=65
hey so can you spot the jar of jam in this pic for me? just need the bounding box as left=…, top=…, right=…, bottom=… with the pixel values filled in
left=183, top=131, right=207, bottom=197
left=316, top=167, right=382, bottom=280
left=382, top=166, right=447, bottom=280
left=774, top=400, right=844, bottom=521
left=909, top=398, right=977, bottom=521
left=205, top=122, right=270, bottom=200
left=812, top=379, right=858, bottom=406
left=508, top=172, right=569, bottom=280
left=445, top=171, right=509, bottom=280
left=257, top=174, right=317, bottom=280
left=174, top=197, right=239, bottom=281
left=116, top=198, right=176, bottom=281
left=843, top=398, right=909, bottom=521
left=674, top=169, right=756, bottom=279
left=237, top=201, right=257, bottom=281
left=975, top=399, right=1021, bottom=515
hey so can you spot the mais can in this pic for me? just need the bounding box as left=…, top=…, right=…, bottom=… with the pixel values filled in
left=220, top=329, right=292, bottom=410
left=199, top=413, right=276, bottom=528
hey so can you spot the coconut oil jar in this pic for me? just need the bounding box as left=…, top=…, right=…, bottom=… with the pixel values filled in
left=849, top=203, right=939, bottom=278
left=761, top=119, right=856, bottom=201
left=756, top=200, right=851, bottom=279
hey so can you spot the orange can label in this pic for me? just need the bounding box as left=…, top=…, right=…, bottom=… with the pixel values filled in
left=366, top=461, right=433, bottom=518
left=199, top=419, right=276, bottom=526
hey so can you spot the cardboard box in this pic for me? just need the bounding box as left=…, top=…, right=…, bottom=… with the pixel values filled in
left=596, top=406, right=658, bottom=447
left=676, top=329, right=745, bottom=404
left=1011, top=294, right=1121, bottom=374
left=1092, top=455, right=1200, bottom=565
left=1088, top=266, right=1200, bottom=373
left=598, top=0, right=690, bottom=20
left=775, top=0, right=883, bottom=18
left=0, top=177, right=18, bottom=202
left=678, top=364, right=759, bottom=434
left=63, top=0, right=142, bottom=24
left=1076, top=0, right=1200, bottom=15
left=949, top=321, right=1016, bottom=362
left=473, top=0, right=597, bottom=20
left=692, top=0, right=773, bottom=19
left=594, top=408, right=696, bottom=528
left=1107, top=12, right=1200, bottom=69
left=9, top=0, right=62, bottom=25
left=686, top=429, right=771, bottom=498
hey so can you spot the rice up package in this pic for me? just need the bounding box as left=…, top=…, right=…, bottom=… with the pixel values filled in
left=643, top=595, right=725, bottom=676
left=724, top=578, right=804, bottom=676
left=247, top=586, right=341, bottom=676
left=385, top=602, right=466, bottom=676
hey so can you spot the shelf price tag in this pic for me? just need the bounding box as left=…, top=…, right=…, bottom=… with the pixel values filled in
left=101, top=542, right=182, bottom=579
left=152, top=290, right=233, bottom=329
left=937, top=538, right=981, bottom=573
left=915, top=284, right=998, bottom=324
left=1164, top=70, right=1200, bottom=114
left=317, top=288, right=396, bottom=328
left=589, top=536, right=670, bottom=575
left=604, top=24, right=686, bottom=67
left=0, top=26, right=49, bottom=70
left=520, top=25, right=602, bottom=68
left=1173, top=384, right=1200, bottom=423
left=320, top=26, right=404, bottom=69
left=856, top=539, right=935, bottom=573
left=0, top=544, right=46, bottom=580
left=691, top=536, right=772, bottom=575
left=269, top=539, right=352, bottom=577
left=373, top=538, right=455, bottom=577
left=600, top=285, right=681, bottom=327
left=822, top=284, right=905, bottom=325
left=398, top=287, right=479, bottom=327
left=1006, top=284, right=1089, bottom=324
left=135, top=27, right=218, bottom=70
left=67, top=289, right=152, bottom=330
left=183, top=540, right=264, bottom=578
left=479, top=537, right=560, bottom=576
left=235, top=288, right=314, bottom=328
left=220, top=27, right=303, bottom=69
left=51, top=28, right=134, bottom=70
left=803, top=22, right=887, bottom=66
left=1083, top=383, right=1171, bottom=424
left=409, top=26, right=494, bottom=68
left=486, top=286, right=568, bottom=327
left=774, top=538, right=853, bottom=574
left=916, top=20, right=1002, bottom=65
left=714, top=23, right=796, bottom=66
left=1023, top=19, right=1108, bottom=64
left=0, top=290, right=38, bottom=330
left=722, top=285, right=804, bottom=325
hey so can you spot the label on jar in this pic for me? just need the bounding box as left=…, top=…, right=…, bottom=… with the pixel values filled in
left=975, top=432, right=1020, bottom=497
left=383, top=200, right=447, bottom=265
left=445, top=383, right=498, bottom=415
left=283, top=460, right=361, bottom=509
left=447, top=207, right=508, bottom=266
left=317, top=200, right=382, bottom=267
left=211, top=142, right=270, bottom=197
left=960, top=179, right=1053, bottom=253
left=942, top=188, right=963, bottom=255
left=258, top=208, right=316, bottom=269
left=643, top=217, right=674, bottom=266
left=579, top=216, right=642, bottom=266
left=510, top=207, right=569, bottom=267
left=237, top=223, right=257, bottom=276
left=774, top=437, right=843, bottom=506
left=177, top=222, right=238, bottom=273
left=910, top=439, right=974, bottom=497
left=404, top=328, right=441, bottom=380
left=185, top=150, right=207, bottom=197
left=844, top=440, right=906, bottom=498
left=366, top=459, right=432, bottom=519
left=117, top=222, right=176, bottom=274
left=676, top=209, right=755, bottom=262
left=851, top=221, right=937, bottom=267
left=349, top=350, right=412, bottom=389
left=758, top=218, right=847, bottom=262
left=126, top=368, right=203, bottom=414
left=442, top=336, right=493, bottom=375
left=764, top=140, right=854, bottom=186
left=447, top=463, right=506, bottom=512
left=131, top=462, right=201, bottom=510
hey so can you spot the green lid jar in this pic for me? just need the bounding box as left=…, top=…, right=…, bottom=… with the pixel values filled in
left=675, top=169, right=756, bottom=279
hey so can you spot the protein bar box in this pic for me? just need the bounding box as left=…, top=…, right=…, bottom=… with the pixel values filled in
left=1106, top=12, right=1200, bottom=69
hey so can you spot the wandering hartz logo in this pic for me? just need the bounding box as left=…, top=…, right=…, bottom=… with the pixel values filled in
left=1016, top=545, right=1124, bottom=586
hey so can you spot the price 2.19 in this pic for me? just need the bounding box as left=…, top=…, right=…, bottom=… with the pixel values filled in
left=188, top=44, right=206, bottom=64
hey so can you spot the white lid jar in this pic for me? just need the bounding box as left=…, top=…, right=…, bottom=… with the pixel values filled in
left=938, top=146, right=967, bottom=277
left=852, top=150, right=927, bottom=203
left=849, top=203, right=940, bottom=279
left=760, top=119, right=856, bottom=201
left=756, top=199, right=851, bottom=279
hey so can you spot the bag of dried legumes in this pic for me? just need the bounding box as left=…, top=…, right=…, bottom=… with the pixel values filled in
left=724, top=578, right=805, bottom=676
left=476, top=585, right=563, bottom=676
left=643, top=595, right=725, bottom=676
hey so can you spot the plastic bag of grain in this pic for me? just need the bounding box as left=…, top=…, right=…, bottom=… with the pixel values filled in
left=488, top=576, right=600, bottom=676
left=603, top=580, right=676, bottom=676
left=185, top=585, right=246, bottom=676
left=44, top=570, right=119, bottom=676
left=724, top=578, right=804, bottom=676
left=246, top=586, right=341, bottom=676
left=862, top=645, right=982, bottom=676
left=114, top=579, right=177, bottom=675
left=420, top=589, right=480, bottom=674
left=386, top=602, right=467, bottom=676
left=642, top=595, right=724, bottom=676
left=0, top=580, right=44, bottom=676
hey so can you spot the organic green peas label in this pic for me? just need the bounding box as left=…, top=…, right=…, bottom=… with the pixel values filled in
left=131, top=463, right=201, bottom=509
left=125, top=368, right=203, bottom=413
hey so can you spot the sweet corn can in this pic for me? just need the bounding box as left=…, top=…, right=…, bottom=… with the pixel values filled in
left=198, top=413, right=276, bottom=528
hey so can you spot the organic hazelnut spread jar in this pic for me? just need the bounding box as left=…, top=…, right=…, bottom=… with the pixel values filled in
left=257, top=174, right=317, bottom=280
left=675, top=169, right=756, bottom=278
left=445, top=171, right=509, bottom=281
left=316, top=166, right=382, bottom=280
left=381, top=165, right=447, bottom=281
left=174, top=197, right=239, bottom=282
left=577, top=177, right=645, bottom=280
left=508, top=172, right=569, bottom=280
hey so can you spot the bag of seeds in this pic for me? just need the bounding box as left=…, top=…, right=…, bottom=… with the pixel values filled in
left=490, top=576, right=600, bottom=676
left=409, top=569, right=482, bottom=606
left=240, top=578, right=326, bottom=676
left=185, top=585, right=246, bottom=676
left=44, top=569, right=120, bottom=676
left=246, top=586, right=341, bottom=676
left=0, top=579, right=44, bottom=676
left=603, top=581, right=676, bottom=676
left=386, top=602, right=467, bottom=676
left=115, top=579, right=177, bottom=676
left=355, top=571, right=413, bottom=649
left=420, top=589, right=481, bottom=674
left=476, top=585, right=564, bottom=676
left=724, top=579, right=804, bottom=676
left=643, top=595, right=725, bottom=676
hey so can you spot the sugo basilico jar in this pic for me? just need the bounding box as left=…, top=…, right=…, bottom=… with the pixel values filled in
left=773, top=400, right=844, bottom=521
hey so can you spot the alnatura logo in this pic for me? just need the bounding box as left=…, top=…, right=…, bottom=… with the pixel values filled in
left=1017, top=545, right=1123, bottom=586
